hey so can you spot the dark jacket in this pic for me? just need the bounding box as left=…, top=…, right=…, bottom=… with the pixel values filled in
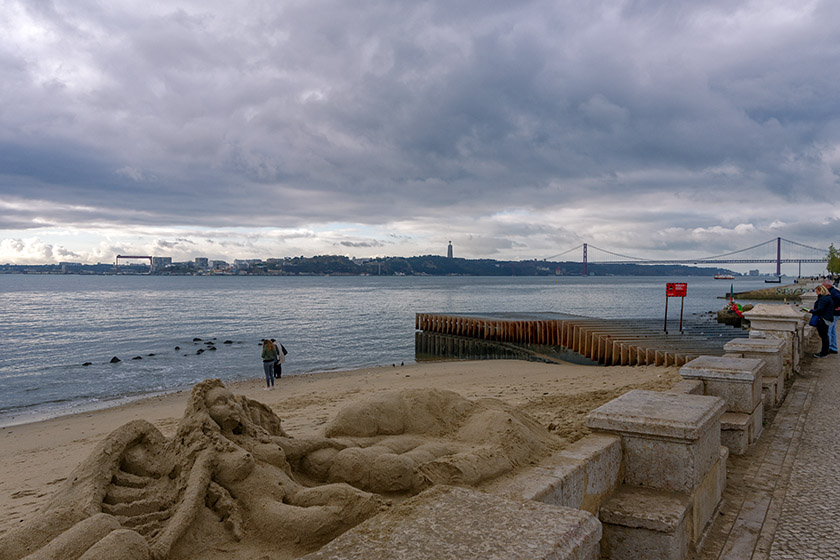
left=828, top=286, right=840, bottom=316
left=810, top=294, right=835, bottom=323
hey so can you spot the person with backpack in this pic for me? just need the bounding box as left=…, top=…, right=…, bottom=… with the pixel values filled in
left=261, top=339, right=278, bottom=389
left=271, top=338, right=287, bottom=378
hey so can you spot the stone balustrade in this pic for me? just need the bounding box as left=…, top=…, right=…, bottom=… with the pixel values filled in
left=742, top=303, right=806, bottom=378
left=585, top=390, right=727, bottom=559
left=679, top=356, right=764, bottom=455
left=723, top=337, right=785, bottom=411
left=485, top=433, right=622, bottom=515
left=301, top=327, right=791, bottom=560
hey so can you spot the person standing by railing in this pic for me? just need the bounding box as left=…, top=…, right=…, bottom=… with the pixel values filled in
left=822, top=280, right=840, bottom=354
left=808, top=285, right=835, bottom=358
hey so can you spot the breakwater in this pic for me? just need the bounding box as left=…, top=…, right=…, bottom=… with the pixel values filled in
left=415, top=312, right=749, bottom=366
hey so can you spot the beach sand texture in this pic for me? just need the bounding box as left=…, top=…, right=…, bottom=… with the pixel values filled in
left=0, top=360, right=680, bottom=559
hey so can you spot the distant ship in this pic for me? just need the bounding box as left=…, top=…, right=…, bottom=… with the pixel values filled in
left=714, top=274, right=735, bottom=280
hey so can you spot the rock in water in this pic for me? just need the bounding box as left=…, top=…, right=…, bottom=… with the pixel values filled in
left=110, top=356, right=121, bottom=363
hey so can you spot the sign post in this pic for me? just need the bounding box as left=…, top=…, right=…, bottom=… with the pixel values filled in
left=665, top=283, right=687, bottom=333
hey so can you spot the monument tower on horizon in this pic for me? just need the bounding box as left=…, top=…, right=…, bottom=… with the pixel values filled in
left=447, top=241, right=453, bottom=259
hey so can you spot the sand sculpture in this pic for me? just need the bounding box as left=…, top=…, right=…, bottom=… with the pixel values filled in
left=1, top=381, right=558, bottom=560
left=295, top=387, right=559, bottom=493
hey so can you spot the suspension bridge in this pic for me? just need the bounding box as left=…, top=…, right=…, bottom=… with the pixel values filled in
left=545, top=237, right=830, bottom=276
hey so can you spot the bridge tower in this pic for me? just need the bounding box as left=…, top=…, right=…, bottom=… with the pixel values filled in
left=776, top=237, right=781, bottom=277
left=582, top=243, right=588, bottom=276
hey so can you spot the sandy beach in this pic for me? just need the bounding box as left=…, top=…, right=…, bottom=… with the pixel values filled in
left=0, top=359, right=680, bottom=558
left=0, top=359, right=679, bottom=538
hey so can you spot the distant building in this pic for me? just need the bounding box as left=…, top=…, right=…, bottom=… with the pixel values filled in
left=748, top=269, right=759, bottom=276
left=151, top=257, right=172, bottom=272
left=59, top=262, right=83, bottom=274
left=211, top=260, right=228, bottom=270
left=447, top=241, right=453, bottom=259
left=195, top=257, right=209, bottom=269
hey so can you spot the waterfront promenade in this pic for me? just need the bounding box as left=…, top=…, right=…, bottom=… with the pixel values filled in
left=695, top=352, right=839, bottom=559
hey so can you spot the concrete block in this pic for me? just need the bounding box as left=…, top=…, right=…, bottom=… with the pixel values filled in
left=742, top=304, right=804, bottom=377
left=720, top=402, right=763, bottom=455
left=742, top=303, right=805, bottom=332
left=720, top=414, right=749, bottom=454
left=761, top=382, right=773, bottom=416
left=762, top=374, right=784, bottom=409
left=599, top=485, right=690, bottom=560
left=486, top=434, right=622, bottom=515
left=302, top=485, right=602, bottom=560
left=559, top=434, right=623, bottom=513
left=680, top=355, right=763, bottom=413
left=690, top=453, right=724, bottom=543
left=718, top=446, right=729, bottom=496
left=488, top=454, right=586, bottom=509
left=667, top=379, right=705, bottom=395
left=586, top=390, right=725, bottom=493
left=723, top=337, right=784, bottom=379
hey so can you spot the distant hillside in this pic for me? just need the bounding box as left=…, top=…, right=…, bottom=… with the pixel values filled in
left=348, top=256, right=730, bottom=277
left=0, top=255, right=735, bottom=277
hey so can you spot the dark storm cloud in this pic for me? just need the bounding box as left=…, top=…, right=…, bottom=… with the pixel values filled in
left=1, top=0, right=839, bottom=262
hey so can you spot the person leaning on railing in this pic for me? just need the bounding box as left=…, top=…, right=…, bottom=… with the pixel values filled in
left=822, top=280, right=840, bottom=354
left=808, top=285, right=835, bottom=358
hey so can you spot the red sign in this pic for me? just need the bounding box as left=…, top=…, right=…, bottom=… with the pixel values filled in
left=666, top=283, right=687, bottom=297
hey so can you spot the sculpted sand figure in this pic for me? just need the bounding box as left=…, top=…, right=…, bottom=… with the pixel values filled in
left=0, top=379, right=382, bottom=560
left=293, top=388, right=560, bottom=494
left=0, top=383, right=557, bottom=560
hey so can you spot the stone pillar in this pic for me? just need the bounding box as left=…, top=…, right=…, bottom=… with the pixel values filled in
left=800, top=289, right=820, bottom=350
left=723, top=337, right=785, bottom=410
left=586, top=390, right=726, bottom=559
left=680, top=356, right=764, bottom=455
left=800, top=292, right=817, bottom=311
left=742, top=303, right=805, bottom=378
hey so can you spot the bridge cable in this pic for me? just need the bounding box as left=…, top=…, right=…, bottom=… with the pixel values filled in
left=544, top=244, right=584, bottom=261
left=587, top=245, right=647, bottom=261
left=780, top=237, right=829, bottom=255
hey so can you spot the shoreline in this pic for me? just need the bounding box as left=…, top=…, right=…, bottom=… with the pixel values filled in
left=0, top=363, right=410, bottom=429
left=0, top=362, right=415, bottom=429
left=0, top=359, right=681, bottom=540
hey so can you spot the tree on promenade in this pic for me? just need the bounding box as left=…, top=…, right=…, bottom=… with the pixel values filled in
left=828, top=244, right=840, bottom=276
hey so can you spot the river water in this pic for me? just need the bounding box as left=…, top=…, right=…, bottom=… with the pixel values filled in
left=0, top=274, right=777, bottom=425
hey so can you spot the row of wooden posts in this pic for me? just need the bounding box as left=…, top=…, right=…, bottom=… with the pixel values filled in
left=415, top=332, right=534, bottom=362
left=415, top=313, right=699, bottom=367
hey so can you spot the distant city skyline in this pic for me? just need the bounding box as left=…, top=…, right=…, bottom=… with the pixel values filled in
left=2, top=2, right=839, bottom=268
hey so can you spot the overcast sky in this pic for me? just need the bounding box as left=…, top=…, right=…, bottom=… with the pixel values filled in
left=1, top=0, right=838, bottom=271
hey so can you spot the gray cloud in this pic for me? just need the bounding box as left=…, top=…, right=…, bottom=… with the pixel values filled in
left=1, top=0, right=839, bottom=264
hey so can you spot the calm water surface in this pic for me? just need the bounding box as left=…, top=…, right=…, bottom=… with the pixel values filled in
left=0, top=274, right=776, bottom=425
